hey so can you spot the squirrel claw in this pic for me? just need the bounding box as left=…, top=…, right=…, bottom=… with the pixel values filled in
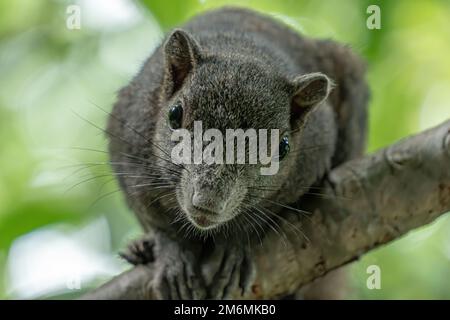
left=120, top=237, right=155, bottom=265
left=153, top=241, right=206, bottom=300
left=206, top=245, right=255, bottom=299
left=153, top=249, right=206, bottom=300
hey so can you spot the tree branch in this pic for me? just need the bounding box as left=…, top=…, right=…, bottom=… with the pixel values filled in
left=82, top=120, right=450, bottom=299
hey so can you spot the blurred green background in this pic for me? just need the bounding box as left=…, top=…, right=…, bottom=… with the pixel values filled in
left=0, top=0, right=449, bottom=299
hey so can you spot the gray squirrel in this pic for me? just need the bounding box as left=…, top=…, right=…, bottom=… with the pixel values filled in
left=107, top=7, right=369, bottom=299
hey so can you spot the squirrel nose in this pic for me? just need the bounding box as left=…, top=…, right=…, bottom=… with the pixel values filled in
left=192, top=191, right=220, bottom=215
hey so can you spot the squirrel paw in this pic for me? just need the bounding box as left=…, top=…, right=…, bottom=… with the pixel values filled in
left=119, top=236, right=155, bottom=265
left=203, top=244, right=256, bottom=299
left=153, top=234, right=206, bottom=300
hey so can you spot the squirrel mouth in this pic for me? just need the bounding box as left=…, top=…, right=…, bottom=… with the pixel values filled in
left=190, top=214, right=217, bottom=229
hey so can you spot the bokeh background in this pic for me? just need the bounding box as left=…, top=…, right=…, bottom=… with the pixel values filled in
left=1, top=0, right=450, bottom=299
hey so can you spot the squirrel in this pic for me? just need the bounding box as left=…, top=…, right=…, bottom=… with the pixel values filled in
left=107, top=7, right=369, bottom=299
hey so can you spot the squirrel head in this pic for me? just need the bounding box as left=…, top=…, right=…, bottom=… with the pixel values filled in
left=154, top=29, right=333, bottom=232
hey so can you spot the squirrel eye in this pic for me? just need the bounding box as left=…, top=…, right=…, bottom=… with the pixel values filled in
left=279, top=136, right=290, bottom=160
left=168, top=102, right=183, bottom=129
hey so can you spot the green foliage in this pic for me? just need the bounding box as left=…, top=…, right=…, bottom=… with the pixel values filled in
left=0, top=0, right=449, bottom=299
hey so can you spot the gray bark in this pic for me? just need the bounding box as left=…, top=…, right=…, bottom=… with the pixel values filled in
left=82, top=120, right=450, bottom=299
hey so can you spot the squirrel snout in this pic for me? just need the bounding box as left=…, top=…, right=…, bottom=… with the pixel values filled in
left=191, top=192, right=222, bottom=215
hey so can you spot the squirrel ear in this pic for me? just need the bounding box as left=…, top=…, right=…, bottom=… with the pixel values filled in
left=290, top=72, right=333, bottom=126
left=163, top=29, right=201, bottom=97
